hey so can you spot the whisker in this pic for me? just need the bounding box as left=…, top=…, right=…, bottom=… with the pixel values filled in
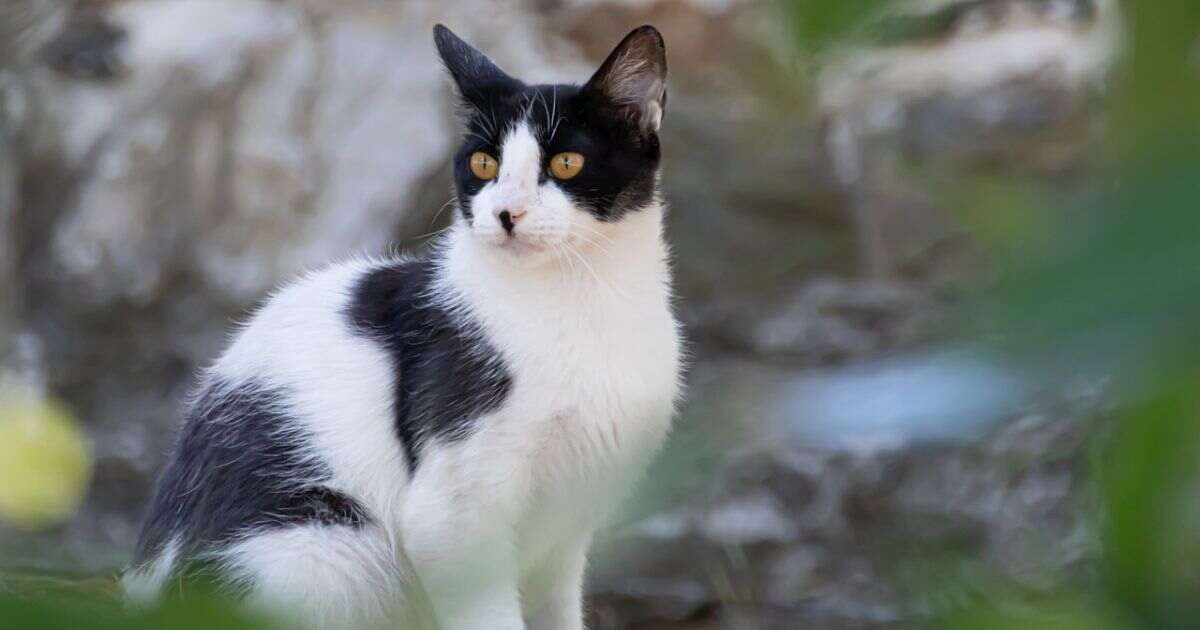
left=558, top=240, right=580, bottom=281
left=469, top=102, right=497, bottom=138
left=407, top=224, right=454, bottom=242
left=466, top=129, right=493, bottom=146
left=551, top=242, right=570, bottom=286
left=429, top=198, right=457, bottom=228
left=570, top=247, right=605, bottom=290
left=575, top=223, right=616, bottom=245
left=565, top=242, right=631, bottom=301
left=538, top=89, right=552, bottom=138
left=549, top=86, right=568, bottom=142
left=571, top=231, right=614, bottom=256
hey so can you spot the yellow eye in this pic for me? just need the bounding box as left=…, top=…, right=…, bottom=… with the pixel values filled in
left=469, top=152, right=498, bottom=180
left=549, top=152, right=585, bottom=180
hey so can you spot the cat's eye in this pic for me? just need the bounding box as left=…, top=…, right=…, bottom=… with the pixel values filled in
left=549, top=152, right=585, bottom=180
left=469, top=152, right=498, bottom=180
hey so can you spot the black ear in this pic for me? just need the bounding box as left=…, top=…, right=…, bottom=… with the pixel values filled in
left=433, top=24, right=519, bottom=106
left=583, top=25, right=668, bottom=135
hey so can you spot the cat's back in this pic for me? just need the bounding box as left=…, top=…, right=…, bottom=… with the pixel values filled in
left=214, top=257, right=393, bottom=385
left=141, top=257, right=410, bottom=519
left=211, top=256, right=424, bottom=510
left=126, top=258, right=413, bottom=607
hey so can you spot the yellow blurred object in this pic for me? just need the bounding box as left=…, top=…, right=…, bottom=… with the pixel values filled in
left=0, top=389, right=92, bottom=529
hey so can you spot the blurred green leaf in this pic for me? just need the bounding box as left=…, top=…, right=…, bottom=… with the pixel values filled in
left=1110, top=1, right=1200, bottom=157
left=933, top=601, right=1134, bottom=630
left=780, top=0, right=891, bottom=51
left=0, top=589, right=278, bottom=630
left=1099, top=383, right=1200, bottom=629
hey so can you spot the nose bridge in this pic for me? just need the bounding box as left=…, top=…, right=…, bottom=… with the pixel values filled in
left=496, top=167, right=536, bottom=204
left=496, top=121, right=541, bottom=208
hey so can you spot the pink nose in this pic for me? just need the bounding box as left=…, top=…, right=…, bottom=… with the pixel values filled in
left=497, top=208, right=526, bottom=234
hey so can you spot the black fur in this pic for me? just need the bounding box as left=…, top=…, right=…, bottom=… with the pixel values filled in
left=435, top=24, right=666, bottom=223
left=133, top=380, right=368, bottom=565
left=346, top=258, right=513, bottom=473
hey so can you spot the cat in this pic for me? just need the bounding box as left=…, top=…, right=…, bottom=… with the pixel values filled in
left=122, top=24, right=682, bottom=630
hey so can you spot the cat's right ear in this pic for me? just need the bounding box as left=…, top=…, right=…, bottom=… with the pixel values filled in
left=583, top=25, right=667, bottom=136
left=433, top=25, right=518, bottom=106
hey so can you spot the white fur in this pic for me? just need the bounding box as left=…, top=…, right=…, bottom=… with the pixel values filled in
left=121, top=536, right=181, bottom=607
left=216, top=524, right=407, bottom=629
left=414, top=203, right=680, bottom=630
left=127, top=124, right=681, bottom=629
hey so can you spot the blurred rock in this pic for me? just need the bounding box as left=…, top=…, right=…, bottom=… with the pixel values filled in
left=745, top=278, right=937, bottom=361
left=817, top=0, right=1120, bottom=279
left=589, top=364, right=1106, bottom=628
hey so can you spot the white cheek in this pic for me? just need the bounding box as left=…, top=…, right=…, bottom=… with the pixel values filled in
left=519, top=183, right=576, bottom=241
left=470, top=184, right=505, bottom=235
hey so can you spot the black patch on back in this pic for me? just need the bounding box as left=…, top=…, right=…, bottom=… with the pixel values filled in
left=133, top=380, right=368, bottom=565
left=346, top=258, right=513, bottom=473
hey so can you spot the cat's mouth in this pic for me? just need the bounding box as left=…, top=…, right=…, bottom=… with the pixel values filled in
left=493, top=233, right=548, bottom=257
left=482, top=230, right=549, bottom=258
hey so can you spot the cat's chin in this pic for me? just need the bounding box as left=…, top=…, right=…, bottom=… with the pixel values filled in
left=480, top=236, right=560, bottom=269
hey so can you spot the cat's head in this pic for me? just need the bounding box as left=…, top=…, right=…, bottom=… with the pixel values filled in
left=434, top=24, right=667, bottom=266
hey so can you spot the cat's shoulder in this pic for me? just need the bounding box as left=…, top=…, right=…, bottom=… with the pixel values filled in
left=212, top=255, right=418, bottom=376
left=260, top=255, right=408, bottom=313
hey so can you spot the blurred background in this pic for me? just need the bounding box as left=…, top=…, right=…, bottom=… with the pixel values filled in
left=1, top=1, right=1198, bottom=629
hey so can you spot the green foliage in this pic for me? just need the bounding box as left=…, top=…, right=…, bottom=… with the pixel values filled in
left=0, top=567, right=292, bottom=630
left=1099, top=386, right=1200, bottom=630
left=931, top=603, right=1135, bottom=630
left=0, top=592, right=279, bottom=630
left=780, top=0, right=890, bottom=51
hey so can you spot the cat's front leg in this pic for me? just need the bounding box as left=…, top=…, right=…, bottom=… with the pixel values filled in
left=522, top=537, right=591, bottom=630
left=402, top=454, right=529, bottom=630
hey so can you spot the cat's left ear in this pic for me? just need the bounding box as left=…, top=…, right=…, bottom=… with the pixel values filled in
left=583, top=25, right=668, bottom=135
left=433, top=24, right=519, bottom=106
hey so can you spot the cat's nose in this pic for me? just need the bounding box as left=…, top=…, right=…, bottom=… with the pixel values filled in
left=497, top=208, right=526, bottom=235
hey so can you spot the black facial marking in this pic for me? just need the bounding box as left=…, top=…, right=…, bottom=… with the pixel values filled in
left=542, top=83, right=661, bottom=222
left=346, top=258, right=513, bottom=473
left=434, top=24, right=667, bottom=223
left=133, top=380, right=368, bottom=566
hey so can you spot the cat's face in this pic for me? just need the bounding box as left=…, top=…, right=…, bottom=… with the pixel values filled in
left=434, top=25, right=667, bottom=267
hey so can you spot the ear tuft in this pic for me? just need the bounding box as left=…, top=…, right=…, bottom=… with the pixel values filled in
left=432, top=25, right=517, bottom=104
left=584, top=25, right=668, bottom=135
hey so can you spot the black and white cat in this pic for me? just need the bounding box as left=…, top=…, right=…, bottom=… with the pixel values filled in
left=122, top=24, right=681, bottom=630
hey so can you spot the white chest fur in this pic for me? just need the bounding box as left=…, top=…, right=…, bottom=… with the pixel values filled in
left=437, top=205, right=681, bottom=554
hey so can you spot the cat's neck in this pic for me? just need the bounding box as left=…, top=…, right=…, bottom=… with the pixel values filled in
left=435, top=203, right=671, bottom=310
